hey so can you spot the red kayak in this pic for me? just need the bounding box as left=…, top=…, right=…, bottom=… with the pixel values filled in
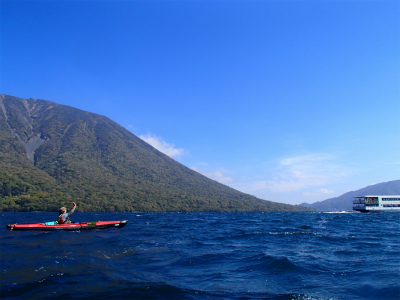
left=6, top=220, right=128, bottom=231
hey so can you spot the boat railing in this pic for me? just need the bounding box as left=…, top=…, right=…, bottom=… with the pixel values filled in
left=365, top=201, right=379, bottom=205
left=353, top=198, right=379, bottom=205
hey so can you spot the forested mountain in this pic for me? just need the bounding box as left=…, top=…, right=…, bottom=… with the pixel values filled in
left=300, top=180, right=400, bottom=211
left=0, top=94, right=311, bottom=212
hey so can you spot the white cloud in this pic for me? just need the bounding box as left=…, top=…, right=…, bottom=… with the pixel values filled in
left=191, top=166, right=234, bottom=185
left=251, top=180, right=306, bottom=193
left=203, top=170, right=234, bottom=185
left=303, top=188, right=334, bottom=197
left=250, top=153, right=347, bottom=194
left=138, top=134, right=185, bottom=158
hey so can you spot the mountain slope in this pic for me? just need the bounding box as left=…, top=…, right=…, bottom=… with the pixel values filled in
left=0, top=94, right=312, bottom=212
left=300, top=180, right=400, bottom=211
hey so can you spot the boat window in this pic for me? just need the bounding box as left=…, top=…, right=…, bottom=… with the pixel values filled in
left=382, top=197, right=400, bottom=201
left=365, top=197, right=378, bottom=203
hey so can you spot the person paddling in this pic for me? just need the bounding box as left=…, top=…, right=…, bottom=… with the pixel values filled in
left=58, top=202, right=76, bottom=224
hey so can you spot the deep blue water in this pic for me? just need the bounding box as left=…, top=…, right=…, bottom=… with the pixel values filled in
left=1, top=212, right=399, bottom=300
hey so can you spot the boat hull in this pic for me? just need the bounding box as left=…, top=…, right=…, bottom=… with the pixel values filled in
left=354, top=209, right=400, bottom=213
left=6, top=220, right=128, bottom=231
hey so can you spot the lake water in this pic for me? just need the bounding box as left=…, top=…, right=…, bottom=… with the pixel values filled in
left=1, top=212, right=399, bottom=300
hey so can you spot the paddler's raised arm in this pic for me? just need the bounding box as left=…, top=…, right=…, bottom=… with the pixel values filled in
left=69, top=202, right=77, bottom=215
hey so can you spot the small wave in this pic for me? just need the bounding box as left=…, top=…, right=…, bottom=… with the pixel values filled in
left=268, top=231, right=319, bottom=236
left=241, top=253, right=304, bottom=274
left=177, top=252, right=230, bottom=267
left=287, top=294, right=339, bottom=300
left=299, top=225, right=311, bottom=229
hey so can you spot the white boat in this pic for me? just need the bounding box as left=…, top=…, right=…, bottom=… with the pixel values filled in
left=353, top=195, right=400, bottom=212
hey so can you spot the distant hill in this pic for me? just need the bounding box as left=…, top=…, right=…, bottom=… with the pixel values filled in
left=0, top=94, right=312, bottom=212
left=300, top=180, right=400, bottom=211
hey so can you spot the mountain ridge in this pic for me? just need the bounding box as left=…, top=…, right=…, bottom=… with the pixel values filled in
left=0, top=94, right=312, bottom=212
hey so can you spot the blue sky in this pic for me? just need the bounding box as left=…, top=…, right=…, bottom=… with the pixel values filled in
left=1, top=0, right=399, bottom=205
